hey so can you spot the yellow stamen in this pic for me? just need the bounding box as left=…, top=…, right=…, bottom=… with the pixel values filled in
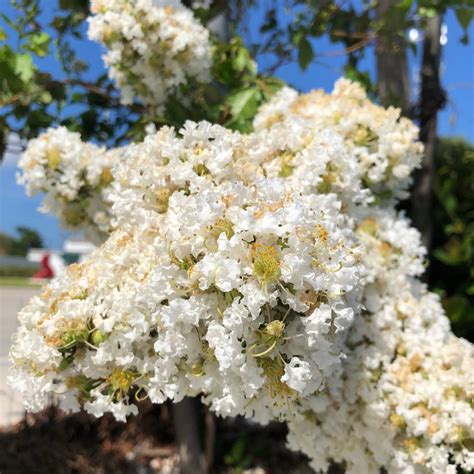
left=99, top=167, right=113, bottom=186
left=356, top=218, right=378, bottom=237
left=258, top=357, right=293, bottom=398
left=107, top=368, right=136, bottom=394
left=46, top=147, right=61, bottom=169
left=251, top=243, right=281, bottom=286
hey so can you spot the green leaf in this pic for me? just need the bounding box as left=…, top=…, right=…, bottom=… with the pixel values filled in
left=442, top=295, right=471, bottom=325
left=290, top=28, right=305, bottom=47
left=227, top=88, right=260, bottom=121
left=0, top=13, right=16, bottom=32
left=0, top=27, right=7, bottom=41
left=344, top=64, right=374, bottom=93
left=397, top=0, right=413, bottom=10
left=298, top=36, right=313, bottom=70
left=232, top=47, right=255, bottom=74
left=26, top=32, right=51, bottom=57
left=59, top=0, right=89, bottom=14
left=224, top=87, right=263, bottom=133
left=40, top=91, right=52, bottom=104
left=259, top=76, right=286, bottom=99
left=419, top=7, right=437, bottom=19
left=455, top=8, right=473, bottom=33
left=25, top=109, right=54, bottom=130
left=14, top=53, right=35, bottom=82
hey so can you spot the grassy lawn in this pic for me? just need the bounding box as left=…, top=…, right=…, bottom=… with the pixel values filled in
left=0, top=277, right=45, bottom=287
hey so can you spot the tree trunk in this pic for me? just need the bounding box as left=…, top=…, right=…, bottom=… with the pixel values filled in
left=172, top=398, right=206, bottom=474
left=375, top=0, right=410, bottom=112
left=411, top=15, right=444, bottom=254
left=204, top=406, right=216, bottom=473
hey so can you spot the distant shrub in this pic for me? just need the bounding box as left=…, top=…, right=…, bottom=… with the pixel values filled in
left=0, top=264, right=39, bottom=278
left=431, top=137, right=474, bottom=341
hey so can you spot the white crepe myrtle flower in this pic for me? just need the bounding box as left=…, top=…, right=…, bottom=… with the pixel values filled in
left=286, top=279, right=474, bottom=473
left=17, top=127, right=116, bottom=243
left=281, top=357, right=318, bottom=395
left=10, top=145, right=363, bottom=424
left=88, top=0, right=212, bottom=111
left=354, top=208, right=427, bottom=285
left=253, top=78, right=424, bottom=201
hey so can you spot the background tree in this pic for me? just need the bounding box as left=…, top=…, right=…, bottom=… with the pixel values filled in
left=1, top=1, right=472, bottom=156
left=0, top=227, right=43, bottom=256
left=0, top=232, right=15, bottom=255
left=8, top=226, right=43, bottom=256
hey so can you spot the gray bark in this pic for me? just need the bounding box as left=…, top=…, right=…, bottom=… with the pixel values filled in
left=204, top=406, right=216, bottom=473
left=375, top=0, right=410, bottom=112
left=172, top=398, right=206, bottom=474
left=411, top=15, right=444, bottom=253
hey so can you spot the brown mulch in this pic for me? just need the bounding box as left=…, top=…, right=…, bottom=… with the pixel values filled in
left=0, top=402, right=175, bottom=474
left=0, top=401, right=316, bottom=474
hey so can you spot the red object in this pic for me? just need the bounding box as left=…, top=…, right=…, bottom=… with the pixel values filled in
left=33, top=253, right=54, bottom=279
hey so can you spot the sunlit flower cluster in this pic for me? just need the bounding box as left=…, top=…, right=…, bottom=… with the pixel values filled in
left=255, top=84, right=473, bottom=470
left=253, top=79, right=424, bottom=200
left=12, top=81, right=473, bottom=474
left=10, top=125, right=363, bottom=425
left=282, top=177, right=472, bottom=472
left=286, top=280, right=474, bottom=474
left=17, top=127, right=116, bottom=243
left=88, top=0, right=212, bottom=110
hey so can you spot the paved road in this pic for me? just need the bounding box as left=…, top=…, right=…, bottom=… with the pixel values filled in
left=0, top=286, right=40, bottom=427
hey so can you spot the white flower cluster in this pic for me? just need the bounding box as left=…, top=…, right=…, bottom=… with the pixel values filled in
left=285, top=225, right=473, bottom=473
left=17, top=127, right=116, bottom=243
left=87, top=0, right=212, bottom=110
left=253, top=79, right=424, bottom=201
left=11, top=82, right=473, bottom=473
left=10, top=122, right=362, bottom=425
left=252, top=84, right=473, bottom=472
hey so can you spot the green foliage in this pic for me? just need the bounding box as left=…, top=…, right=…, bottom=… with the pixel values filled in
left=223, top=439, right=254, bottom=473
left=1, top=0, right=471, bottom=154
left=24, top=31, right=51, bottom=57
left=0, top=3, right=53, bottom=127
left=210, top=37, right=285, bottom=132
left=0, top=232, right=15, bottom=254
left=455, top=6, right=474, bottom=43
left=431, top=137, right=474, bottom=341
left=212, top=37, right=257, bottom=87
left=4, top=227, right=44, bottom=256
left=225, top=87, right=261, bottom=131
left=222, top=76, right=284, bottom=132
left=418, top=1, right=473, bottom=42
left=344, top=62, right=376, bottom=96
left=294, top=33, right=313, bottom=71
left=0, top=0, right=135, bottom=151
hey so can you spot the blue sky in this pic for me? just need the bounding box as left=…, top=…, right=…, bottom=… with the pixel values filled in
left=0, top=4, right=473, bottom=249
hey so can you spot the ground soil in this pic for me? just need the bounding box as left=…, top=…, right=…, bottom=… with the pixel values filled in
left=0, top=401, right=315, bottom=474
